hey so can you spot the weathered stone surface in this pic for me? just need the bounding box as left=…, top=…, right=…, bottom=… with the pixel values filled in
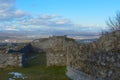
left=31, top=36, right=74, bottom=66
left=66, top=66, right=95, bottom=80
left=0, top=43, right=29, bottom=68
left=0, top=53, right=23, bottom=68
left=67, top=30, right=120, bottom=80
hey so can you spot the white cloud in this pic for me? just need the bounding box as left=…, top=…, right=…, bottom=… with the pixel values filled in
left=14, top=10, right=29, bottom=18
left=0, top=0, right=29, bottom=21
left=4, top=28, right=19, bottom=31
left=0, top=0, right=103, bottom=37
left=55, top=19, right=71, bottom=25
left=38, top=14, right=58, bottom=20
left=0, top=0, right=73, bottom=30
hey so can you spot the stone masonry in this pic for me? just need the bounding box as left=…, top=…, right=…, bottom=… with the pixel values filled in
left=31, top=35, right=74, bottom=66
left=0, top=53, right=23, bottom=68
left=66, top=30, right=120, bottom=80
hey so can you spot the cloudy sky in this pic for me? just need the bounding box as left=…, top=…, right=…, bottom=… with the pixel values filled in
left=0, top=0, right=120, bottom=37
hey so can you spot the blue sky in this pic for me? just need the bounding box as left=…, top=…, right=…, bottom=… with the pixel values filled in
left=0, top=0, right=120, bottom=36
left=15, top=0, right=120, bottom=27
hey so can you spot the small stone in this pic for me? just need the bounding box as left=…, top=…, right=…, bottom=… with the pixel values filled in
left=108, top=70, right=112, bottom=77
left=101, top=62, right=106, bottom=66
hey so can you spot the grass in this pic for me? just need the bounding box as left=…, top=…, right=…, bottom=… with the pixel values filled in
left=0, top=52, right=70, bottom=80
left=0, top=65, right=71, bottom=80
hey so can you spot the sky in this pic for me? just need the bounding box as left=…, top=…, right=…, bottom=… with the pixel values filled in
left=16, top=0, right=120, bottom=27
left=0, top=0, right=120, bottom=37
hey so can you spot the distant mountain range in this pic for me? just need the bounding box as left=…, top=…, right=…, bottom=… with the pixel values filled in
left=0, top=29, right=100, bottom=40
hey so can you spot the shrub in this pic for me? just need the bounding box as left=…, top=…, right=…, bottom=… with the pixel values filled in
left=106, top=12, right=120, bottom=31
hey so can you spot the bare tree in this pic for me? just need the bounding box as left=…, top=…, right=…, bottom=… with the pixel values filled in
left=106, top=12, right=120, bottom=31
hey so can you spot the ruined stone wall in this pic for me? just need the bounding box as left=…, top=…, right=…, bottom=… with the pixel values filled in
left=0, top=30, right=119, bottom=80
left=0, top=53, right=23, bottom=68
left=0, top=43, right=28, bottom=68
left=31, top=36, right=74, bottom=66
left=30, top=31, right=120, bottom=80
left=66, top=66, right=94, bottom=80
left=67, top=30, right=120, bottom=80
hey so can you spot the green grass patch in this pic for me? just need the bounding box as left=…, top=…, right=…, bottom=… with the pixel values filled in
left=25, top=52, right=47, bottom=67
left=0, top=65, right=70, bottom=80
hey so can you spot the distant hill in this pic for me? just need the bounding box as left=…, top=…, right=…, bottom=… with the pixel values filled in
left=0, top=30, right=100, bottom=41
